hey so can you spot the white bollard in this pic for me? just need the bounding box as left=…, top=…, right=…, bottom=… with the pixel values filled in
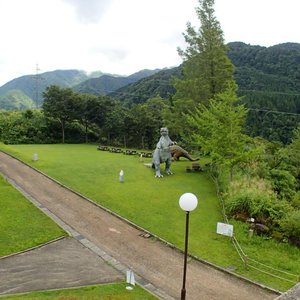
left=119, top=170, right=124, bottom=183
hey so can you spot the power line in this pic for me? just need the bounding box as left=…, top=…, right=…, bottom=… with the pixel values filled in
left=239, top=89, right=300, bottom=97
left=246, top=108, right=300, bottom=117
left=76, top=80, right=300, bottom=119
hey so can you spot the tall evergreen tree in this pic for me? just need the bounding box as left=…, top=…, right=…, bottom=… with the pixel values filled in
left=166, top=0, right=235, bottom=139
left=175, top=0, right=234, bottom=103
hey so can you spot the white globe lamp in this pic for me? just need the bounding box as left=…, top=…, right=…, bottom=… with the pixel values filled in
left=179, top=192, right=198, bottom=212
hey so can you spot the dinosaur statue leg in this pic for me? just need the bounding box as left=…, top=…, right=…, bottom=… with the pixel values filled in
left=165, top=158, right=173, bottom=175
left=152, top=149, right=163, bottom=178
left=155, top=163, right=163, bottom=177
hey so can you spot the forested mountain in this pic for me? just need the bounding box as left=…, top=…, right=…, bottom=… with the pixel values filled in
left=110, top=42, right=300, bottom=143
left=73, top=69, right=161, bottom=95
left=111, top=43, right=300, bottom=102
left=0, top=69, right=160, bottom=109
left=109, top=67, right=181, bottom=104
left=227, top=42, right=300, bottom=143
left=0, top=70, right=91, bottom=109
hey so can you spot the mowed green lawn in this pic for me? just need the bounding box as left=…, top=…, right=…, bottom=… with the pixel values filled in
left=0, top=175, right=66, bottom=257
left=0, top=283, right=157, bottom=300
left=1, top=143, right=299, bottom=291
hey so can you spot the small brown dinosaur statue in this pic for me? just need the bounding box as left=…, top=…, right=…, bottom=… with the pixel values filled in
left=170, top=145, right=199, bottom=161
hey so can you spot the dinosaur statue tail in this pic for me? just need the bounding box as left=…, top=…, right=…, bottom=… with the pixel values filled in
left=185, top=154, right=200, bottom=161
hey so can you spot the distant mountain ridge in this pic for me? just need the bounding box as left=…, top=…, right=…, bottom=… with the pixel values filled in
left=1, top=42, right=299, bottom=111
left=110, top=42, right=300, bottom=103
left=109, top=67, right=181, bottom=104
left=0, top=70, right=91, bottom=109
left=73, top=69, right=161, bottom=95
left=0, top=69, right=161, bottom=109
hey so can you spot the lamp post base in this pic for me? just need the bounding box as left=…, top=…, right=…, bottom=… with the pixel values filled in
left=181, top=288, right=186, bottom=299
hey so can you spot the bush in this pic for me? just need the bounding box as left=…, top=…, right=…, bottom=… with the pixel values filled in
left=224, top=177, right=291, bottom=226
left=268, top=169, right=296, bottom=201
left=280, top=210, right=300, bottom=246
left=225, top=188, right=274, bottom=223
left=291, top=191, right=300, bottom=209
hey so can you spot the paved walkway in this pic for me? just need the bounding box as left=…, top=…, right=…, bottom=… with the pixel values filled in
left=0, top=151, right=279, bottom=300
left=0, top=238, right=123, bottom=296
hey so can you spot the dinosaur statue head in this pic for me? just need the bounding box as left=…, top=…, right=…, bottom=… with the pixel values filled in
left=160, top=127, right=169, bottom=137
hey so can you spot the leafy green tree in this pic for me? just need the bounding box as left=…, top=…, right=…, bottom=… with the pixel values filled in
left=101, top=100, right=126, bottom=146
left=186, top=83, right=248, bottom=181
left=122, top=96, right=168, bottom=149
left=0, top=110, right=52, bottom=144
left=77, top=93, right=103, bottom=143
left=42, top=85, right=79, bottom=143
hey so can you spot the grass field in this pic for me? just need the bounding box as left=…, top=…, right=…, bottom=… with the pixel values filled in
left=0, top=174, right=66, bottom=257
left=0, top=282, right=157, bottom=299
left=1, top=143, right=299, bottom=291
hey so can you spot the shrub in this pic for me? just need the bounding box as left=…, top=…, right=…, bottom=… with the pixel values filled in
left=224, top=176, right=291, bottom=226
left=280, top=210, right=300, bottom=246
left=268, top=169, right=296, bottom=201
left=291, top=191, right=300, bottom=209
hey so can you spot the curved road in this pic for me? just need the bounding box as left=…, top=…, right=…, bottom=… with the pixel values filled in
left=0, top=151, right=278, bottom=300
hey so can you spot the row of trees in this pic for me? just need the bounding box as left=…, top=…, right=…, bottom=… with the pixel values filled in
left=0, top=90, right=169, bottom=149
left=42, top=86, right=170, bottom=148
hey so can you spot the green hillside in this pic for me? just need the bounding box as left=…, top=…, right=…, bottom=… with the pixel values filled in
left=0, top=89, right=35, bottom=110
left=0, top=70, right=91, bottom=108
left=111, top=42, right=300, bottom=143
left=109, top=67, right=181, bottom=104
left=227, top=42, right=300, bottom=143
left=73, top=69, right=161, bottom=95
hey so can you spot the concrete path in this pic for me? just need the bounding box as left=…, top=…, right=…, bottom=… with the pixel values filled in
left=0, top=238, right=123, bottom=296
left=0, top=151, right=279, bottom=300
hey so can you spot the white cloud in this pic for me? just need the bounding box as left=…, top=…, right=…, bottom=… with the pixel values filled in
left=63, top=0, right=113, bottom=24
left=215, top=0, right=300, bottom=46
left=0, top=0, right=299, bottom=86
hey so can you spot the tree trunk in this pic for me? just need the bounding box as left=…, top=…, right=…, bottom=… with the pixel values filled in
left=85, top=121, right=88, bottom=144
left=61, top=120, right=65, bottom=144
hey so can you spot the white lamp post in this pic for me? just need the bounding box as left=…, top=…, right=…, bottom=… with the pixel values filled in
left=179, top=193, right=198, bottom=300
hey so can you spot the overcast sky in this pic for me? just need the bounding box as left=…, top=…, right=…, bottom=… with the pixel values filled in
left=0, top=0, right=299, bottom=86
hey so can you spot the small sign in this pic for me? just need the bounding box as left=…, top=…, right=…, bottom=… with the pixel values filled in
left=217, top=222, right=233, bottom=237
left=126, top=270, right=135, bottom=290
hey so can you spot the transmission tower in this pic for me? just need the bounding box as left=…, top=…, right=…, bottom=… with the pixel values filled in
left=31, top=64, right=44, bottom=108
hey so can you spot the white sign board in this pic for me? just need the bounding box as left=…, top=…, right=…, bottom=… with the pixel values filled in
left=217, top=222, right=233, bottom=237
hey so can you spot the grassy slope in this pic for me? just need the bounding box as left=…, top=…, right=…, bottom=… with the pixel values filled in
left=0, top=282, right=157, bottom=299
left=0, top=175, right=66, bottom=257
left=1, top=143, right=299, bottom=291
